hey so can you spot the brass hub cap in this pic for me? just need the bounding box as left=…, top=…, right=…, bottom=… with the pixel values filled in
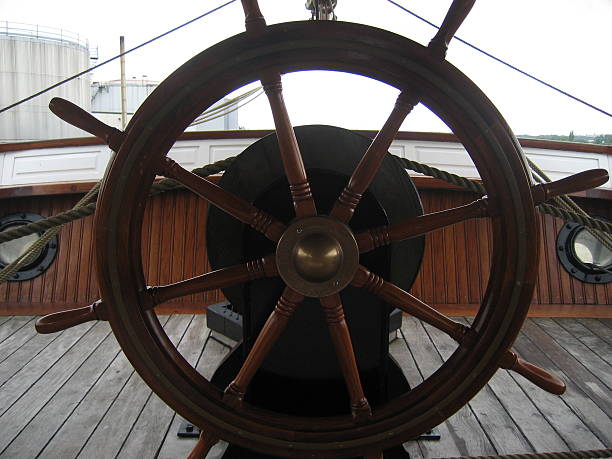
left=276, top=216, right=359, bottom=297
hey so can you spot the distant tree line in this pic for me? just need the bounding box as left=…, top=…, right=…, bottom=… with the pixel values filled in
left=519, top=131, right=612, bottom=145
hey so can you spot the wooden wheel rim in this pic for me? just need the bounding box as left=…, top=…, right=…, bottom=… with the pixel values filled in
left=95, top=21, right=538, bottom=457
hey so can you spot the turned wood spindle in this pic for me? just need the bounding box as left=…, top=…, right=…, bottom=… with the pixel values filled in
left=262, top=74, right=317, bottom=217
left=224, top=288, right=303, bottom=408
left=161, top=157, right=285, bottom=241
left=531, top=168, right=609, bottom=205
left=49, top=97, right=125, bottom=151
left=187, top=430, right=219, bottom=459
left=35, top=300, right=107, bottom=334
left=320, top=294, right=372, bottom=423
left=331, top=91, right=419, bottom=223
left=428, top=0, right=477, bottom=59
left=241, top=0, right=266, bottom=32
left=356, top=198, right=490, bottom=253
left=500, top=351, right=566, bottom=395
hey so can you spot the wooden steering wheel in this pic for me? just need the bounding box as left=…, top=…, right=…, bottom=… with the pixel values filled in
left=39, top=1, right=609, bottom=457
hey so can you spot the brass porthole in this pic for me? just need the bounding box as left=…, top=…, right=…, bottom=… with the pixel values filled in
left=557, top=217, right=612, bottom=284
left=0, top=213, right=58, bottom=281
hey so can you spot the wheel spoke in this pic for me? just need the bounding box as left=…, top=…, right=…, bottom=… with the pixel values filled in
left=223, top=287, right=303, bottom=408
left=331, top=91, right=419, bottom=223
left=352, top=265, right=471, bottom=344
left=262, top=74, right=317, bottom=218
left=356, top=197, right=491, bottom=253
left=187, top=430, right=218, bottom=459
left=240, top=0, right=266, bottom=32
left=428, top=0, right=477, bottom=59
left=161, top=157, right=285, bottom=241
left=146, top=256, right=277, bottom=306
left=319, top=294, right=372, bottom=423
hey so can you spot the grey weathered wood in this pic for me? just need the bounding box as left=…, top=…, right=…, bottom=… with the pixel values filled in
left=1, top=331, right=121, bottom=457
left=156, top=328, right=230, bottom=459
left=389, top=330, right=426, bottom=459
left=0, top=315, right=12, bottom=326
left=521, top=319, right=612, bottom=417
left=1, top=314, right=610, bottom=457
left=0, top=321, right=96, bottom=413
left=0, top=321, right=111, bottom=453
left=116, top=314, right=208, bottom=459
left=505, top=338, right=603, bottom=450
left=534, top=318, right=612, bottom=389
left=577, top=318, right=612, bottom=346
left=38, top=316, right=171, bottom=459
left=0, top=316, right=34, bottom=344
left=555, top=318, right=612, bottom=362
left=0, top=318, right=38, bottom=362
left=463, top=318, right=569, bottom=452
left=0, top=329, right=60, bottom=386
left=401, top=317, right=496, bottom=457
left=428, top=320, right=534, bottom=454
left=77, top=315, right=192, bottom=459
left=513, top=330, right=612, bottom=448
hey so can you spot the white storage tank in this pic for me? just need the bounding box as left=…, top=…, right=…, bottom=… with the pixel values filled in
left=0, top=22, right=91, bottom=142
left=91, top=79, right=239, bottom=131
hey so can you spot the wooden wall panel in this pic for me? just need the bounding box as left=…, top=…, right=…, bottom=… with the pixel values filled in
left=1, top=188, right=610, bottom=316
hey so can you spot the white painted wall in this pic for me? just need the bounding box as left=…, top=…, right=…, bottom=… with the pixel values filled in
left=0, top=137, right=610, bottom=190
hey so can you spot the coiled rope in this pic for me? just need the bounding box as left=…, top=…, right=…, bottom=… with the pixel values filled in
left=1, top=154, right=611, bottom=283
left=433, top=448, right=612, bottom=459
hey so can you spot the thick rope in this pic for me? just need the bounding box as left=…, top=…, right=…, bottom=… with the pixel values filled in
left=395, top=157, right=612, bottom=236
left=526, top=157, right=612, bottom=252
left=0, top=182, right=100, bottom=282
left=433, top=448, right=612, bottom=459
left=1, top=154, right=611, bottom=283
left=0, top=158, right=234, bottom=282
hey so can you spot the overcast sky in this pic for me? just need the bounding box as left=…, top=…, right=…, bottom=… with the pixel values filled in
left=1, top=0, right=611, bottom=135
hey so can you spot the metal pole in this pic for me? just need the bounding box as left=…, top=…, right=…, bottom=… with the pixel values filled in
left=119, top=36, right=127, bottom=129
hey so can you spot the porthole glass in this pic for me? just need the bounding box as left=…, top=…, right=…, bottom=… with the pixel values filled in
left=0, top=213, right=58, bottom=281
left=557, top=217, right=612, bottom=284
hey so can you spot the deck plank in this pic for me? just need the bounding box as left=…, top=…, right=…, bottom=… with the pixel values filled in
left=0, top=329, right=60, bottom=387
left=116, top=315, right=206, bottom=459
left=0, top=328, right=121, bottom=457
left=521, top=320, right=612, bottom=416
left=0, top=322, right=96, bottom=412
left=0, top=314, right=609, bottom=458
left=554, top=318, right=612, bottom=362
left=0, top=316, right=12, bottom=327
left=463, top=318, right=570, bottom=452
left=533, top=318, right=611, bottom=389
left=427, top=320, right=536, bottom=454
left=577, top=319, right=612, bottom=346
left=76, top=315, right=193, bottom=459
left=37, top=316, right=171, bottom=459
left=401, top=317, right=496, bottom=457
left=156, top=330, right=231, bottom=459
left=513, top=329, right=612, bottom=447
left=0, top=321, right=111, bottom=453
left=506, top=339, right=604, bottom=450
left=0, top=316, right=34, bottom=344
left=0, top=318, right=38, bottom=362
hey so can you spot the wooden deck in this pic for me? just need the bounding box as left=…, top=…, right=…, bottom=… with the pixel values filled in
left=0, top=315, right=610, bottom=458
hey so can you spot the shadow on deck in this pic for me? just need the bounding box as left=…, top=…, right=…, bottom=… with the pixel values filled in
left=0, top=315, right=610, bottom=458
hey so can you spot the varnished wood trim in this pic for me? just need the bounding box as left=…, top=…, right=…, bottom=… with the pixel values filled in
left=3, top=301, right=611, bottom=318
left=430, top=303, right=612, bottom=318
left=2, top=130, right=611, bottom=155
left=3, top=175, right=610, bottom=200
left=0, top=176, right=222, bottom=199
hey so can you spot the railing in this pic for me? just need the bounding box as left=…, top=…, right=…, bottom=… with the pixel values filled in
left=0, top=21, right=89, bottom=49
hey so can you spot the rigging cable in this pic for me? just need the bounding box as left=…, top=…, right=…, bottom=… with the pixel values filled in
left=0, top=0, right=237, bottom=115
left=385, top=0, right=612, bottom=119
